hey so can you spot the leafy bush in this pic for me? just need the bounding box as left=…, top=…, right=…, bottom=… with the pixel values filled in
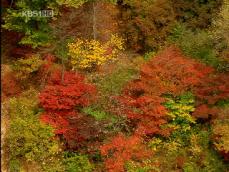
left=197, top=73, right=229, bottom=105
left=212, top=0, right=229, bottom=43
left=143, top=51, right=156, bottom=61
left=9, top=159, right=21, bottom=172
left=2, top=71, right=21, bottom=99
left=96, top=66, right=137, bottom=96
left=118, top=47, right=212, bottom=137
left=19, top=30, right=53, bottom=48
left=125, top=160, right=160, bottom=172
left=212, top=111, right=229, bottom=160
left=54, top=37, right=74, bottom=62
left=2, top=0, right=56, bottom=48
left=193, top=73, right=229, bottom=119
left=211, top=0, right=229, bottom=60
left=82, top=106, right=113, bottom=121
left=68, top=34, right=124, bottom=70
left=164, top=92, right=196, bottom=130
left=119, top=0, right=176, bottom=51
left=161, top=92, right=196, bottom=146
left=39, top=70, right=96, bottom=145
left=12, top=55, right=44, bottom=80
left=6, top=89, right=63, bottom=171
left=169, top=24, right=228, bottom=71
left=100, top=134, right=152, bottom=172
left=145, top=126, right=228, bottom=172
left=63, top=152, right=94, bottom=172
left=56, top=0, right=89, bottom=8
left=171, top=0, right=222, bottom=29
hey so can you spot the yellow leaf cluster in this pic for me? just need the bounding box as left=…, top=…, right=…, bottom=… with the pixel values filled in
left=12, top=55, right=43, bottom=80
left=106, top=34, right=125, bottom=50
left=213, top=121, right=229, bottom=153
left=189, top=134, right=202, bottom=156
left=68, top=34, right=125, bottom=70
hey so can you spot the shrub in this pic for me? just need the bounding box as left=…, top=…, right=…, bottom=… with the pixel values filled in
left=19, top=30, right=53, bottom=48
left=213, top=121, right=229, bottom=160
left=54, top=37, right=74, bottom=62
left=211, top=0, right=229, bottom=61
left=12, top=55, right=44, bottom=80
left=125, top=160, right=160, bottom=172
left=164, top=92, right=196, bottom=136
left=193, top=73, right=229, bottom=119
left=100, top=133, right=152, bottom=172
left=56, top=0, right=89, bottom=8
left=118, top=47, right=212, bottom=137
left=2, top=0, right=56, bottom=48
left=169, top=23, right=228, bottom=71
left=143, top=51, right=156, bottom=61
left=194, top=73, right=229, bottom=105
left=82, top=106, right=113, bottom=121
left=96, top=66, right=137, bottom=96
left=119, top=0, right=176, bottom=51
left=63, top=152, right=94, bottom=172
left=6, top=89, right=63, bottom=171
left=171, top=0, right=222, bottom=29
left=2, top=72, right=21, bottom=99
left=68, top=34, right=124, bottom=70
left=145, top=125, right=228, bottom=172
left=39, top=70, right=96, bottom=144
left=212, top=109, right=229, bottom=161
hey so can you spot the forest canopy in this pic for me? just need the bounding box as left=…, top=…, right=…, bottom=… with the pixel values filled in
left=1, top=0, right=229, bottom=171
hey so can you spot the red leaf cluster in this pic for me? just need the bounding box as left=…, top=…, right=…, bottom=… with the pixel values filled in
left=39, top=70, right=96, bottom=139
left=193, top=105, right=219, bottom=119
left=195, top=73, right=229, bottom=105
left=2, top=72, right=21, bottom=99
left=100, top=133, right=152, bottom=172
left=118, top=46, right=212, bottom=136
left=192, top=73, right=229, bottom=119
left=37, top=54, right=57, bottom=87
left=41, top=54, right=56, bottom=71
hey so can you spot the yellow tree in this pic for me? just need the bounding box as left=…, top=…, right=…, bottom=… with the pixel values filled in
left=68, top=34, right=124, bottom=70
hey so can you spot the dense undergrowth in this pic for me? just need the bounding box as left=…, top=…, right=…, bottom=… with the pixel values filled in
left=1, top=0, right=229, bottom=171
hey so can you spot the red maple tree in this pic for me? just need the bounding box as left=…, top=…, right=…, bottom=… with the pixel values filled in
left=118, top=46, right=213, bottom=137
left=39, top=70, right=96, bottom=142
left=100, top=133, right=152, bottom=172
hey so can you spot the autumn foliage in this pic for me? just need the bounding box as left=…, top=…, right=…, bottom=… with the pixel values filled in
left=2, top=72, right=21, bottom=99
left=191, top=72, right=229, bottom=119
left=100, top=133, right=152, bottom=172
left=119, top=0, right=176, bottom=51
left=2, top=1, right=229, bottom=171
left=39, top=70, right=96, bottom=142
left=68, top=34, right=124, bottom=70
left=118, top=46, right=213, bottom=137
left=195, top=73, right=229, bottom=105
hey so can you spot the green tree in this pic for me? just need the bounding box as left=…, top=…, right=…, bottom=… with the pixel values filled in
left=2, top=0, right=59, bottom=48
left=2, top=0, right=119, bottom=49
left=6, top=89, right=64, bottom=172
left=169, top=23, right=228, bottom=71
